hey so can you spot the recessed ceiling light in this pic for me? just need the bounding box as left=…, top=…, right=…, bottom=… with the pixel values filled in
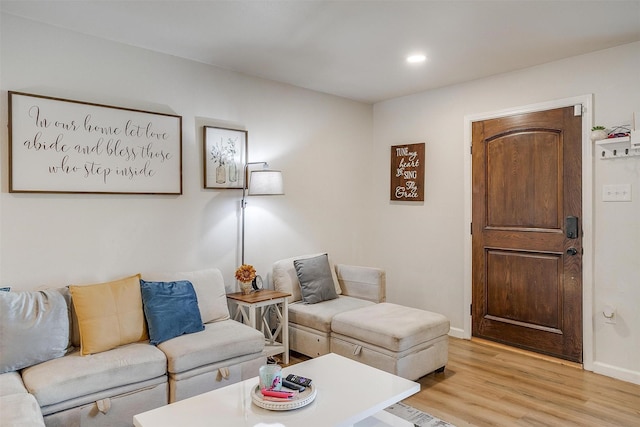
left=406, top=54, right=426, bottom=64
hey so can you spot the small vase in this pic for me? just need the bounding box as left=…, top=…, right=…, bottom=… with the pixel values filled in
left=239, top=281, right=252, bottom=295
left=216, top=164, right=226, bottom=184
left=229, top=162, right=238, bottom=183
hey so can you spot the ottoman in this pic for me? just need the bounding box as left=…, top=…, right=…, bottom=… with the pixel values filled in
left=330, top=303, right=449, bottom=380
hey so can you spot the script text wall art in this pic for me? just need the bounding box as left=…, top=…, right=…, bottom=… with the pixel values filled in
left=390, top=142, right=425, bottom=201
left=9, top=92, right=182, bottom=194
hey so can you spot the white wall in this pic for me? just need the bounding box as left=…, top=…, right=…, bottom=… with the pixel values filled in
left=372, top=42, right=640, bottom=384
left=0, top=14, right=373, bottom=291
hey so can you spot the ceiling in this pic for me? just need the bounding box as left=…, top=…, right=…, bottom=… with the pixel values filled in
left=2, top=0, right=639, bottom=104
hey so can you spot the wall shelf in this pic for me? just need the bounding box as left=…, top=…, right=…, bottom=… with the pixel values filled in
left=595, top=132, right=640, bottom=159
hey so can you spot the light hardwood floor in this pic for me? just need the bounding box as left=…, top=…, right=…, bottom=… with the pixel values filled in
left=406, top=338, right=640, bottom=426
left=287, top=338, right=640, bottom=426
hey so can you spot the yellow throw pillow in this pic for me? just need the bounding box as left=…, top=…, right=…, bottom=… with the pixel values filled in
left=70, top=274, right=148, bottom=355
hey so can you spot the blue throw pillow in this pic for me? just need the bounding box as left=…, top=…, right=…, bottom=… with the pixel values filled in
left=140, top=280, right=205, bottom=345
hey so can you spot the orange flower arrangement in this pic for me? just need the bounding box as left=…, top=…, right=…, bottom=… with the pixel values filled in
left=235, top=264, right=256, bottom=283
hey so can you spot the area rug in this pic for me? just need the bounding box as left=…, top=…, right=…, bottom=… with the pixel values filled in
left=384, top=402, right=455, bottom=427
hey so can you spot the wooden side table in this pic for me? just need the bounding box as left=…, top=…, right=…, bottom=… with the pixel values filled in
left=226, top=290, right=290, bottom=364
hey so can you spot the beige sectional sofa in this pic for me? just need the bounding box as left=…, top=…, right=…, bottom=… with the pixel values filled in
left=272, top=254, right=449, bottom=381
left=273, top=255, right=385, bottom=357
left=0, top=269, right=265, bottom=427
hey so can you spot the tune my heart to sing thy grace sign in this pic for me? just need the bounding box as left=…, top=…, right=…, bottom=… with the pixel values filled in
left=390, top=142, right=425, bottom=201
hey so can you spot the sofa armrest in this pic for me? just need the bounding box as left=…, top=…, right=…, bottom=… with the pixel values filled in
left=334, top=264, right=386, bottom=303
left=0, top=394, right=45, bottom=427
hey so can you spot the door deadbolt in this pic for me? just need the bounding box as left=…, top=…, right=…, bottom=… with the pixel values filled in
left=566, top=216, right=579, bottom=239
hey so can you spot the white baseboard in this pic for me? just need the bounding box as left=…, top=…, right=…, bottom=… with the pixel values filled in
left=593, top=361, right=640, bottom=386
left=448, top=327, right=465, bottom=339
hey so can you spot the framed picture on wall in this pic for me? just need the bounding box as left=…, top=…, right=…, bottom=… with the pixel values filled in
left=9, top=91, right=182, bottom=195
left=203, top=126, right=247, bottom=189
left=390, top=142, right=425, bottom=201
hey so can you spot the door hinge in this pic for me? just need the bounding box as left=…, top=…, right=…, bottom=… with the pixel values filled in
left=470, top=222, right=473, bottom=235
left=574, top=104, right=583, bottom=117
left=470, top=145, right=473, bottom=155
left=470, top=304, right=473, bottom=315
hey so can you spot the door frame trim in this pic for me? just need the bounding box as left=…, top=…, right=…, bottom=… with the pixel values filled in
left=463, top=95, right=594, bottom=371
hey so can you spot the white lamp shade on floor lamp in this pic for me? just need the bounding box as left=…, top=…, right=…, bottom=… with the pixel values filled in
left=248, top=170, right=284, bottom=196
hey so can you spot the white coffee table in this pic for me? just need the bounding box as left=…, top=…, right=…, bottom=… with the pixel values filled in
left=134, top=353, right=419, bottom=427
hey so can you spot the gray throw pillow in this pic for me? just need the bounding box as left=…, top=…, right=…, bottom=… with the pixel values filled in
left=0, top=290, right=70, bottom=373
left=294, top=254, right=339, bottom=304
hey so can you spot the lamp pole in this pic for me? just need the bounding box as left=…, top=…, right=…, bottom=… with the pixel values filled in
left=241, top=161, right=268, bottom=265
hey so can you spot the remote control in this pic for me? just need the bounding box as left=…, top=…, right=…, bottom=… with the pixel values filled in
left=282, top=379, right=306, bottom=392
left=285, top=374, right=312, bottom=387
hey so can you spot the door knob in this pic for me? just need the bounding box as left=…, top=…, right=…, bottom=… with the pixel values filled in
left=566, top=247, right=578, bottom=256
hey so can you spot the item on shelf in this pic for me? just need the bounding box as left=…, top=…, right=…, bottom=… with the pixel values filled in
left=606, top=125, right=631, bottom=139
left=590, top=126, right=608, bottom=141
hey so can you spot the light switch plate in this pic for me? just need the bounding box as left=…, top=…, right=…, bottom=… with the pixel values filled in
left=602, top=184, right=632, bottom=202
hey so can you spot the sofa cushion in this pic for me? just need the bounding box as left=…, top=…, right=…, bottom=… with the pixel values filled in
left=331, top=303, right=451, bottom=352
left=70, top=274, right=148, bottom=355
left=0, top=393, right=45, bottom=427
left=273, top=253, right=342, bottom=303
left=140, top=280, right=205, bottom=345
left=288, top=295, right=375, bottom=333
left=0, top=289, right=70, bottom=373
left=294, top=254, right=339, bottom=304
left=142, top=269, right=230, bottom=324
left=21, top=342, right=166, bottom=408
left=158, top=320, right=264, bottom=374
left=335, top=264, right=386, bottom=303
left=0, top=372, right=28, bottom=396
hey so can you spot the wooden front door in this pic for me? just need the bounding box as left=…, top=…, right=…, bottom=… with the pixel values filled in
left=471, top=106, right=583, bottom=363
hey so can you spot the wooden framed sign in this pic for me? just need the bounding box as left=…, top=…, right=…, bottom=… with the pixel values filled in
left=390, top=142, right=425, bottom=201
left=9, top=91, right=182, bottom=194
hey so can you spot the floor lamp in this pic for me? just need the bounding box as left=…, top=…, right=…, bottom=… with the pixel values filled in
left=240, top=162, right=284, bottom=265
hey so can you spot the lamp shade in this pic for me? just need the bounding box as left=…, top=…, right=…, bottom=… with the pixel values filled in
left=248, top=170, right=284, bottom=195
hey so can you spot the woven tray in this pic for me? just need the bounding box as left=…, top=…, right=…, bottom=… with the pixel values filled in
left=251, top=384, right=317, bottom=411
